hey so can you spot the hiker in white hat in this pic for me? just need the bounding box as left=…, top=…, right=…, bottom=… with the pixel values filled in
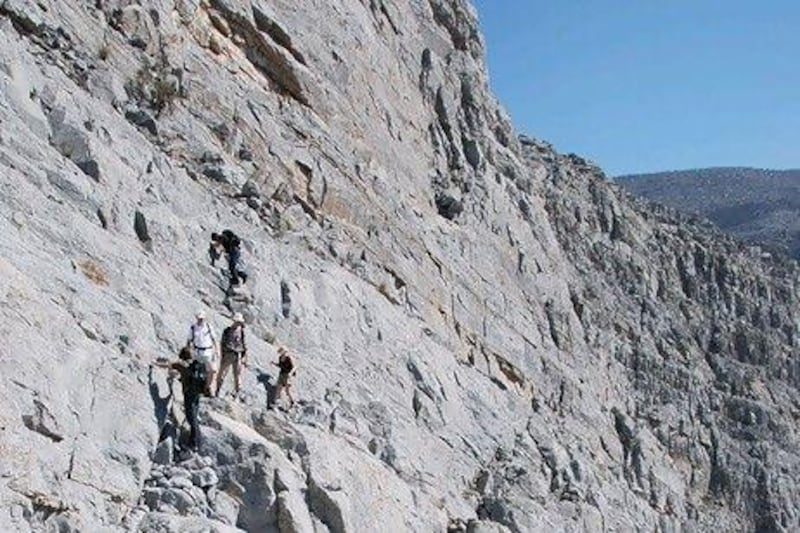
left=216, top=312, right=248, bottom=398
left=186, top=310, right=218, bottom=396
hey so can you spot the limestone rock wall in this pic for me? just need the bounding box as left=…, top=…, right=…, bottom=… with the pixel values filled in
left=0, top=1, right=798, bottom=532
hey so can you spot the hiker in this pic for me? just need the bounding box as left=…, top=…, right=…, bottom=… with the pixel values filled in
left=210, top=230, right=247, bottom=287
left=270, top=346, right=296, bottom=409
left=186, top=311, right=218, bottom=396
left=216, top=312, right=248, bottom=398
left=151, top=347, right=206, bottom=451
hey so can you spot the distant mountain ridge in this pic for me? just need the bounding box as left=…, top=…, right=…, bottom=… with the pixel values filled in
left=616, top=167, right=800, bottom=257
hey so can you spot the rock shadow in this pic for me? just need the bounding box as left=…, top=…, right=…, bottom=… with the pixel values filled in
left=148, top=365, right=175, bottom=439
left=256, top=370, right=277, bottom=409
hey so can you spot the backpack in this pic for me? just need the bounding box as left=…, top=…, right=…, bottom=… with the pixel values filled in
left=279, top=355, right=294, bottom=374
left=186, top=360, right=207, bottom=394
left=190, top=322, right=215, bottom=347
left=221, top=325, right=245, bottom=352
left=221, top=230, right=241, bottom=251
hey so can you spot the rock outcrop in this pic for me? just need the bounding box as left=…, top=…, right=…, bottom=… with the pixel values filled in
left=1, top=1, right=799, bottom=532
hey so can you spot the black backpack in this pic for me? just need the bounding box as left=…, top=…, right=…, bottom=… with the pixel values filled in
left=279, top=356, right=294, bottom=374
left=186, top=360, right=207, bottom=395
left=221, top=230, right=241, bottom=251
left=221, top=325, right=245, bottom=352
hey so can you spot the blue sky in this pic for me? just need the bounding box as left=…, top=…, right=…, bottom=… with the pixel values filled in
left=472, top=1, right=800, bottom=176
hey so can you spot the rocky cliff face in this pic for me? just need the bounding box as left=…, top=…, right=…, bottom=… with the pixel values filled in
left=2, top=1, right=799, bottom=532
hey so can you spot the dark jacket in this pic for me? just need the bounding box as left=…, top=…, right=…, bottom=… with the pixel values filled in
left=170, top=359, right=205, bottom=450
left=221, top=325, right=246, bottom=354
left=219, top=230, right=241, bottom=253
left=278, top=355, right=294, bottom=376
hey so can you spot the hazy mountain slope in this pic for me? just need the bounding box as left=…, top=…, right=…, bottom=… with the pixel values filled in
left=1, top=2, right=799, bottom=532
left=617, top=167, right=800, bottom=257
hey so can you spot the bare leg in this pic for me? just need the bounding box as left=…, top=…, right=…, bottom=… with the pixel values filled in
left=286, top=385, right=294, bottom=407
left=274, top=383, right=284, bottom=404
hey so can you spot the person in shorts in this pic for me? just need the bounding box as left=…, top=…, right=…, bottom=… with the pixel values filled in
left=186, top=311, right=218, bottom=396
left=270, top=346, right=295, bottom=409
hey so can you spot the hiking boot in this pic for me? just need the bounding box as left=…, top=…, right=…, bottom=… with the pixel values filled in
left=176, top=449, right=196, bottom=462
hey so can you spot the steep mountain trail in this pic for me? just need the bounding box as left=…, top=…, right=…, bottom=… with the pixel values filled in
left=2, top=1, right=800, bottom=532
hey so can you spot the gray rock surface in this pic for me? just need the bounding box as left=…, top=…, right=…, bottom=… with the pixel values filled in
left=1, top=1, right=800, bottom=532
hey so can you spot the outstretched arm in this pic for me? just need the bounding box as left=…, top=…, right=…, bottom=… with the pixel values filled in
left=208, top=243, right=221, bottom=265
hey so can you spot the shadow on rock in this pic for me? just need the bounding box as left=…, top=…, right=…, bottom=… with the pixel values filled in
left=256, top=370, right=277, bottom=409
left=148, top=366, right=174, bottom=433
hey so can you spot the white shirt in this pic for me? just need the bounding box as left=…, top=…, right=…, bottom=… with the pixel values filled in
left=188, top=321, right=216, bottom=350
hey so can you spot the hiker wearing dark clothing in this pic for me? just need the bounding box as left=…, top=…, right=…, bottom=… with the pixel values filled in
left=269, top=346, right=295, bottom=409
left=210, top=230, right=247, bottom=286
left=152, top=347, right=207, bottom=451
left=216, top=312, right=248, bottom=398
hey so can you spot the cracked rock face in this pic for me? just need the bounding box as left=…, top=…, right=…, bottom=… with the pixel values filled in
left=2, top=1, right=800, bottom=532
